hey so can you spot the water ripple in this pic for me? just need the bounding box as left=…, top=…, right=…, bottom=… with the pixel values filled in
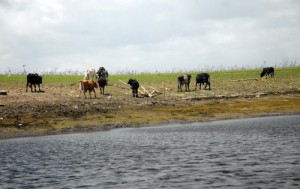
left=0, top=115, right=300, bottom=188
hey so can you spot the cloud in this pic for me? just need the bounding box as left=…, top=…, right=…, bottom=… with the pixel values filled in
left=0, top=0, right=299, bottom=74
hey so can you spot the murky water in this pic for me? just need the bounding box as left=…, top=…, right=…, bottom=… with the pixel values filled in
left=0, top=115, right=300, bottom=188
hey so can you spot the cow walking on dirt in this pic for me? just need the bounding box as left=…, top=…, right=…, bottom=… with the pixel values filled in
left=96, top=67, right=109, bottom=95
left=128, top=79, right=139, bottom=97
left=79, top=80, right=98, bottom=99
left=177, top=75, right=192, bottom=92
left=195, top=73, right=211, bottom=90
left=26, top=73, right=43, bottom=92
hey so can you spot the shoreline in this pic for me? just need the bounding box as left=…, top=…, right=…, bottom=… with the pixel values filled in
left=1, top=112, right=299, bottom=140
left=1, top=93, right=300, bottom=139
left=1, top=70, right=300, bottom=139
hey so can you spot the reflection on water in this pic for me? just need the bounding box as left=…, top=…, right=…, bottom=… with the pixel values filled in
left=0, top=115, right=300, bottom=188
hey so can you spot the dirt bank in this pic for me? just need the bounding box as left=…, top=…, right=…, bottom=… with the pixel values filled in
left=1, top=82, right=300, bottom=139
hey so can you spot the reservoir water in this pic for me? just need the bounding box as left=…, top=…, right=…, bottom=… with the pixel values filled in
left=0, top=115, right=299, bottom=188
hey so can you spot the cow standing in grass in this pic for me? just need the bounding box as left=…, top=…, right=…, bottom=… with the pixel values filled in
left=96, top=67, right=109, bottom=95
left=26, top=73, right=43, bottom=92
left=79, top=80, right=98, bottom=99
left=260, top=67, right=275, bottom=78
left=128, top=79, right=139, bottom=97
left=177, top=75, right=192, bottom=92
left=195, top=73, right=211, bottom=90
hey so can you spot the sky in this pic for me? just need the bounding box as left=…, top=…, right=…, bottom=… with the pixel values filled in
left=0, top=0, right=299, bottom=74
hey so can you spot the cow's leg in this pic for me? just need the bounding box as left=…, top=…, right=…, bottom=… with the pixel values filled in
left=89, top=90, right=92, bottom=99
left=29, top=83, right=33, bottom=92
left=178, top=82, right=183, bottom=92
left=37, top=84, right=41, bottom=92
left=93, top=89, right=96, bottom=98
left=26, top=82, right=29, bottom=92
left=33, top=84, right=36, bottom=92
left=135, top=89, right=138, bottom=97
left=185, top=84, right=189, bottom=91
left=83, top=90, right=86, bottom=98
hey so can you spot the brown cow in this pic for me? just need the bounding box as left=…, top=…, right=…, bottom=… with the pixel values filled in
left=79, top=80, right=98, bottom=98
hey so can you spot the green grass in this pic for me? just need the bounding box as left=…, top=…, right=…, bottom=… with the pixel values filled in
left=1, top=66, right=299, bottom=85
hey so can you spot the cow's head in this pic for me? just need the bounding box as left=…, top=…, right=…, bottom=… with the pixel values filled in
left=186, top=74, right=192, bottom=80
left=128, top=79, right=134, bottom=86
left=260, top=71, right=266, bottom=78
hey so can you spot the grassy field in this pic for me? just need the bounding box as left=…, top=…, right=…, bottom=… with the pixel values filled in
left=1, top=66, right=299, bottom=84
left=1, top=66, right=300, bottom=98
left=0, top=67, right=300, bottom=137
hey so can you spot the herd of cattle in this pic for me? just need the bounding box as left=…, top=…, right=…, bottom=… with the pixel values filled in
left=25, top=66, right=275, bottom=98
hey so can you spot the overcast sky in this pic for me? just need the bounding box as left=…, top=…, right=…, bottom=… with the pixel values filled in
left=0, top=0, right=299, bottom=74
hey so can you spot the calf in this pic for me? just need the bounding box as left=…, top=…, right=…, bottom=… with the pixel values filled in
left=26, top=73, right=43, bottom=92
left=127, top=79, right=139, bottom=97
left=195, top=73, right=211, bottom=90
left=177, top=74, right=192, bottom=92
left=260, top=67, right=275, bottom=78
left=84, top=68, right=96, bottom=80
left=79, top=80, right=98, bottom=99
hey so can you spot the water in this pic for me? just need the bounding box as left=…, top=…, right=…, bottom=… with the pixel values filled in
left=0, top=115, right=300, bottom=188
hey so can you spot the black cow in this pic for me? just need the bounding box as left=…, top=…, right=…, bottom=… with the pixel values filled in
left=26, top=73, right=42, bottom=92
left=195, top=73, right=211, bottom=90
left=177, top=75, right=192, bottom=92
left=96, top=67, right=109, bottom=95
left=260, top=67, right=275, bottom=78
left=127, top=79, right=139, bottom=97
left=97, top=78, right=107, bottom=95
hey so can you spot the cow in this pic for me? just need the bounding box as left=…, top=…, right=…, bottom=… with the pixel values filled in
left=195, top=73, right=211, bottom=90
left=127, top=79, right=139, bottom=97
left=260, top=67, right=275, bottom=78
left=84, top=68, right=96, bottom=80
left=96, top=67, right=109, bottom=95
left=177, top=74, right=192, bottom=92
left=26, top=73, right=43, bottom=92
left=79, top=80, right=98, bottom=99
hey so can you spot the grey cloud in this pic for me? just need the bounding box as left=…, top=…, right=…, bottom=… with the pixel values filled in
left=0, top=0, right=299, bottom=74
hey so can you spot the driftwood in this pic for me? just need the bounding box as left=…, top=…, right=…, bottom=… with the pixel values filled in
left=118, top=80, right=162, bottom=97
left=229, top=78, right=259, bottom=82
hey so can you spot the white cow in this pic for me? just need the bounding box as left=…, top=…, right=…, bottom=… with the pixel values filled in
left=84, top=68, right=96, bottom=80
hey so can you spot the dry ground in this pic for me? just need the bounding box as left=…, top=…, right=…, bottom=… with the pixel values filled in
left=1, top=76, right=300, bottom=139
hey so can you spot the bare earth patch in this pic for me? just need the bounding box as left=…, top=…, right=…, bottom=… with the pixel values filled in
left=1, top=80, right=300, bottom=139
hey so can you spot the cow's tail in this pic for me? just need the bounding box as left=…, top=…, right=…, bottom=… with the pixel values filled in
left=208, top=75, right=210, bottom=83
left=70, top=81, right=82, bottom=86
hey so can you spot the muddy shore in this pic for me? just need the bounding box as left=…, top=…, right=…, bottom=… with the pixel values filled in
left=1, top=82, right=300, bottom=139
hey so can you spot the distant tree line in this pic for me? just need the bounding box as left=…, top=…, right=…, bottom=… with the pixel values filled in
left=1, top=60, right=299, bottom=75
